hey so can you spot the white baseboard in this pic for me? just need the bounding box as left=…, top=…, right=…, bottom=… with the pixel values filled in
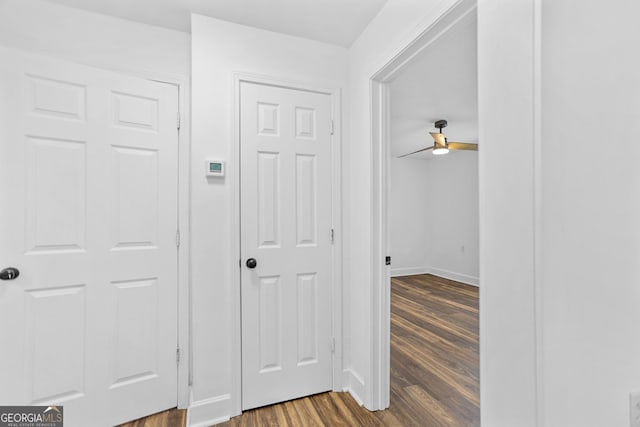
left=391, top=265, right=479, bottom=287
left=187, top=394, right=231, bottom=427
left=342, top=368, right=365, bottom=406
left=390, top=266, right=432, bottom=277
left=188, top=371, right=367, bottom=426
left=429, top=267, right=479, bottom=287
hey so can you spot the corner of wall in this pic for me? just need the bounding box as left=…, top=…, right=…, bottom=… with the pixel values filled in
left=429, top=267, right=479, bottom=287
left=342, top=368, right=366, bottom=407
left=391, top=266, right=479, bottom=287
left=390, top=266, right=431, bottom=277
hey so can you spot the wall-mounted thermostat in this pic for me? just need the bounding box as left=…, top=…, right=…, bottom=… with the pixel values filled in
left=205, top=159, right=225, bottom=177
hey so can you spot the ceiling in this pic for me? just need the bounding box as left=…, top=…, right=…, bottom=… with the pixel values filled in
left=390, top=11, right=477, bottom=159
left=44, top=0, right=387, bottom=47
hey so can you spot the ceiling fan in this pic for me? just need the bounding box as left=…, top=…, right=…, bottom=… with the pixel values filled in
left=398, top=119, right=478, bottom=158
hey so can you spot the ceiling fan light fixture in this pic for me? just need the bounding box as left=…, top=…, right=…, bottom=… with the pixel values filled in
left=396, top=119, right=478, bottom=158
left=431, top=132, right=449, bottom=155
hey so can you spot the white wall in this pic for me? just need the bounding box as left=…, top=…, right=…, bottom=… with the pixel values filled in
left=0, top=0, right=190, bottom=78
left=541, top=1, right=640, bottom=426
left=479, top=1, right=640, bottom=425
left=389, top=154, right=479, bottom=285
left=426, top=153, right=479, bottom=282
left=389, top=158, right=431, bottom=274
left=478, top=0, right=538, bottom=425
left=189, top=14, right=347, bottom=425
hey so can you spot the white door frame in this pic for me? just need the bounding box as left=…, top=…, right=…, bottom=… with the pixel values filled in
left=168, top=76, right=190, bottom=411
left=149, top=74, right=191, bottom=411
left=136, top=71, right=191, bottom=411
left=368, top=0, right=477, bottom=411
left=231, top=73, right=343, bottom=415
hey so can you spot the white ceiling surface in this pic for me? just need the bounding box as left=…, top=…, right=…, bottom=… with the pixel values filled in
left=45, top=0, right=387, bottom=47
left=390, top=12, right=477, bottom=159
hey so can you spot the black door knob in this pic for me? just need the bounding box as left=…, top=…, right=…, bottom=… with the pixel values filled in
left=246, top=258, right=257, bottom=269
left=0, top=267, right=20, bottom=280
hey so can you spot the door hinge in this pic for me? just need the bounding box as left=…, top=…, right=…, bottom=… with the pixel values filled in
left=176, top=230, right=181, bottom=248
left=331, top=337, right=335, bottom=353
left=176, top=348, right=181, bottom=363
left=176, top=112, right=181, bottom=130
left=330, top=228, right=334, bottom=243
left=330, top=119, right=334, bottom=135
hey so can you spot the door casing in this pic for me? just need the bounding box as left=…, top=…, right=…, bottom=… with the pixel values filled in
left=231, top=73, right=343, bottom=415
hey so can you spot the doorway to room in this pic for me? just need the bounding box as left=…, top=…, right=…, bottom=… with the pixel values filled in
left=370, top=0, right=480, bottom=422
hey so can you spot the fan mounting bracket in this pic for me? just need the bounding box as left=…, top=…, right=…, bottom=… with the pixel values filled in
left=434, top=119, right=448, bottom=130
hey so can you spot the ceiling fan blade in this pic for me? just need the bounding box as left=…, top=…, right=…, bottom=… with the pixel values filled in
left=429, top=132, right=446, bottom=145
left=397, top=146, right=433, bottom=158
left=448, top=142, right=478, bottom=151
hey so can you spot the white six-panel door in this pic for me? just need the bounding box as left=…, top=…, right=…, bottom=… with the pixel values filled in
left=240, top=81, right=334, bottom=410
left=0, top=48, right=179, bottom=427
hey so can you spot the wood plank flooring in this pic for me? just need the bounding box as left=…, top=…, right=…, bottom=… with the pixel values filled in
left=119, top=274, right=479, bottom=427
left=118, top=408, right=187, bottom=427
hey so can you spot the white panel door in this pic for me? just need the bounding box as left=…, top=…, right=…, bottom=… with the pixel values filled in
left=240, top=82, right=334, bottom=410
left=0, top=48, right=179, bottom=427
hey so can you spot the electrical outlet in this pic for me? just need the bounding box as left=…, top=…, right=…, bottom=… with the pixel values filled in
left=630, top=391, right=640, bottom=427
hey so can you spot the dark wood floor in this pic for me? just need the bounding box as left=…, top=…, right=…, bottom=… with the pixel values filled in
left=120, top=274, right=479, bottom=427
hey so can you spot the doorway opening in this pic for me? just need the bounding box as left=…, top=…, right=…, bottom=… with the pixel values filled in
left=369, top=0, right=479, bottom=418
